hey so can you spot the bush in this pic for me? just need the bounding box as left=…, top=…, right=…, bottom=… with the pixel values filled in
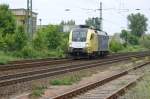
left=0, top=51, right=19, bottom=64
left=4, top=34, right=16, bottom=51
left=140, top=35, right=150, bottom=49
left=33, top=30, right=47, bottom=51
left=0, top=24, right=69, bottom=61
left=16, top=44, right=38, bottom=58
left=0, top=34, right=6, bottom=51
left=128, top=34, right=139, bottom=45
left=13, top=25, right=27, bottom=50
left=30, top=86, right=47, bottom=97
left=45, top=25, right=62, bottom=50
left=109, top=39, right=124, bottom=52
left=50, top=75, right=81, bottom=85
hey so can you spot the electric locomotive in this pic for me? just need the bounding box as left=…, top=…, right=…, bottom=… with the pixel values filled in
left=68, top=25, right=109, bottom=58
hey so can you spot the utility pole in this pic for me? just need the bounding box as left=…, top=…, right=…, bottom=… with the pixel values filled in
left=27, top=0, right=33, bottom=40
left=99, top=2, right=102, bottom=31
left=39, top=18, right=42, bottom=29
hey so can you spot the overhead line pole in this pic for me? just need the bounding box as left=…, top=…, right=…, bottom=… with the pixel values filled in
left=27, top=0, right=33, bottom=40
left=100, top=2, right=102, bottom=31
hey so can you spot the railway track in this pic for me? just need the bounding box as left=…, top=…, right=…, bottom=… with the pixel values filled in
left=52, top=61, right=150, bottom=99
left=0, top=52, right=149, bottom=87
left=0, top=58, right=72, bottom=71
left=0, top=51, right=148, bottom=71
left=8, top=57, right=67, bottom=64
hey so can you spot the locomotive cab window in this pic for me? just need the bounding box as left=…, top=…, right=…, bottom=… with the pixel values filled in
left=72, top=29, right=87, bottom=42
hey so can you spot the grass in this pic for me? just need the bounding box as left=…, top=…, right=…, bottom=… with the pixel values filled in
left=30, top=86, right=47, bottom=98
left=120, top=66, right=150, bottom=99
left=0, top=51, right=19, bottom=65
left=29, top=65, right=95, bottom=98
left=50, top=75, right=81, bottom=85
left=0, top=48, right=66, bottom=65
left=119, top=45, right=148, bottom=53
left=50, top=69, right=96, bottom=86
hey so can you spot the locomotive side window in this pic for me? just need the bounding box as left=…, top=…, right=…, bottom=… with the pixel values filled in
left=90, top=34, right=94, bottom=40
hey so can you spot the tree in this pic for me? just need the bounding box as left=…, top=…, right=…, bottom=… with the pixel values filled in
left=120, top=30, right=139, bottom=45
left=120, top=30, right=129, bottom=46
left=60, top=20, right=75, bottom=32
left=127, top=34, right=139, bottom=45
left=127, top=13, right=148, bottom=37
left=46, top=25, right=62, bottom=49
left=85, top=17, right=100, bottom=30
left=35, top=25, right=62, bottom=50
left=0, top=4, right=16, bottom=36
left=60, top=20, right=75, bottom=25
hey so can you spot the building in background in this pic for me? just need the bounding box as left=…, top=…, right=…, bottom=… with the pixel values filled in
left=11, top=8, right=38, bottom=33
left=63, top=25, right=75, bottom=33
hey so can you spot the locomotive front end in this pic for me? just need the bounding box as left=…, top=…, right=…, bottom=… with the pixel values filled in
left=68, top=27, right=89, bottom=57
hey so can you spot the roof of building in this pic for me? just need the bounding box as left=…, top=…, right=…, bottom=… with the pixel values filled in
left=11, top=8, right=38, bottom=15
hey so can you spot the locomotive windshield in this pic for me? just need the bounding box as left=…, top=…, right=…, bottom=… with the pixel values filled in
left=72, top=29, right=87, bottom=42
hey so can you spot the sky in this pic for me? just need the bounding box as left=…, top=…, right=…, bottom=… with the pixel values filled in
left=0, top=0, right=150, bottom=35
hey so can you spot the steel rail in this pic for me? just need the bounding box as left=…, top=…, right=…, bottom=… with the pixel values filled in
left=105, top=74, right=144, bottom=99
left=0, top=59, right=72, bottom=71
left=8, top=57, right=67, bottom=64
left=0, top=52, right=149, bottom=87
left=0, top=51, right=148, bottom=71
left=52, top=61, right=150, bottom=99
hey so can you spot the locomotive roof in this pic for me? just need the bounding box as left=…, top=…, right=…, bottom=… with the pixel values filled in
left=96, top=31, right=108, bottom=36
left=73, top=25, right=108, bottom=36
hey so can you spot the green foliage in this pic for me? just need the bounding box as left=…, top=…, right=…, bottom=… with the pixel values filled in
left=0, top=5, right=69, bottom=60
left=120, top=30, right=139, bottom=45
left=128, top=13, right=148, bottom=37
left=4, top=34, right=16, bottom=51
left=109, top=39, right=124, bottom=52
left=85, top=17, right=100, bottom=30
left=46, top=25, right=62, bottom=49
left=13, top=25, right=27, bottom=50
left=120, top=45, right=146, bottom=52
left=60, top=33, right=69, bottom=53
left=0, top=51, right=18, bottom=64
left=31, top=86, right=47, bottom=97
left=0, top=22, right=69, bottom=61
left=17, top=43, right=38, bottom=58
left=50, top=75, right=81, bottom=85
left=127, top=34, right=139, bottom=45
left=0, top=30, right=27, bottom=52
left=60, top=20, right=75, bottom=32
left=0, top=4, right=27, bottom=52
left=0, top=34, right=6, bottom=50
left=120, top=29, right=128, bottom=46
left=36, top=25, right=62, bottom=50
left=0, top=4, right=16, bottom=36
left=60, top=20, right=75, bottom=25
left=140, top=35, right=150, bottom=49
left=33, top=29, right=48, bottom=51
left=32, top=25, right=69, bottom=58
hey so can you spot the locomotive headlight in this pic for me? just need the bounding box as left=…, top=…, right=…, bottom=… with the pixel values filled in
left=86, top=43, right=89, bottom=47
left=69, top=43, right=72, bottom=46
